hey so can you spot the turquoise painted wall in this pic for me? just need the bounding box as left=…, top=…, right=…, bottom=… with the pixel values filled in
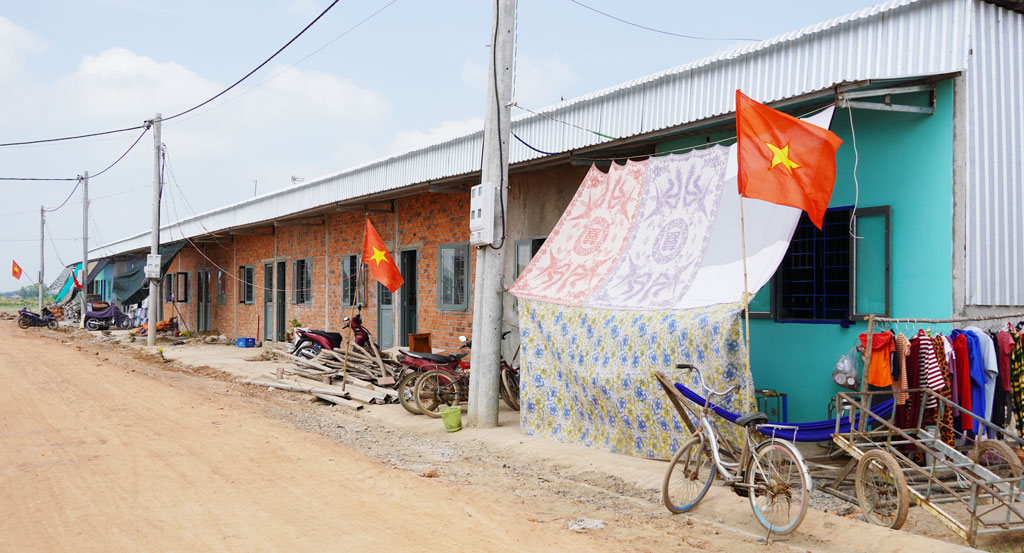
left=657, top=80, right=954, bottom=422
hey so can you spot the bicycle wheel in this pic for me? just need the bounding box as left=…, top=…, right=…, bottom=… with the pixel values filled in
left=397, top=371, right=423, bottom=415
left=501, top=366, right=520, bottom=411
left=971, top=439, right=1024, bottom=480
left=855, top=449, right=909, bottom=529
left=414, top=370, right=460, bottom=418
left=744, top=439, right=811, bottom=535
left=662, top=434, right=716, bottom=513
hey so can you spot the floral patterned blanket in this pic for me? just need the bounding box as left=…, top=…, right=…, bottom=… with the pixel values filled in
left=518, top=300, right=754, bottom=459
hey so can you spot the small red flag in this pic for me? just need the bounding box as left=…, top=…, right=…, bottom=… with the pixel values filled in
left=361, top=218, right=404, bottom=293
left=11, top=261, right=22, bottom=280
left=736, top=90, right=843, bottom=229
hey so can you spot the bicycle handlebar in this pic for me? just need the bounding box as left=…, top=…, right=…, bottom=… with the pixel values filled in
left=675, top=363, right=737, bottom=398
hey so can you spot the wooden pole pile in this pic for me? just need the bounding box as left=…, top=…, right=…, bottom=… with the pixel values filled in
left=261, top=349, right=403, bottom=408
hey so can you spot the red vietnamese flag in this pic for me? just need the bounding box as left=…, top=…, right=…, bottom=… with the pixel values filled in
left=11, top=261, right=22, bottom=280
left=361, top=218, right=403, bottom=293
left=736, top=90, right=843, bottom=229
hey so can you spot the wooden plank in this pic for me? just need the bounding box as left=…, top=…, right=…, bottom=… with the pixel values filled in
left=243, top=379, right=350, bottom=399
left=312, top=393, right=364, bottom=411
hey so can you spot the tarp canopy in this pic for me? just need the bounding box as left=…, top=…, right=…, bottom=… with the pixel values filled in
left=112, top=241, right=186, bottom=305
left=53, top=263, right=82, bottom=304
left=510, top=108, right=836, bottom=458
left=48, top=264, right=76, bottom=294
left=509, top=107, right=834, bottom=310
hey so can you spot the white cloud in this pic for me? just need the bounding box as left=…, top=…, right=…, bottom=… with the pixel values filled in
left=462, top=55, right=578, bottom=110
left=388, top=117, right=483, bottom=154
left=0, top=16, right=45, bottom=79
left=60, top=47, right=219, bottom=123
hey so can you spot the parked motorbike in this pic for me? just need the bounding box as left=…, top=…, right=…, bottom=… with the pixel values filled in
left=18, top=307, right=58, bottom=330
left=292, top=306, right=375, bottom=359
left=84, top=304, right=133, bottom=331
left=396, top=338, right=471, bottom=415
left=343, top=307, right=373, bottom=350
left=397, top=331, right=519, bottom=416
left=293, top=328, right=345, bottom=359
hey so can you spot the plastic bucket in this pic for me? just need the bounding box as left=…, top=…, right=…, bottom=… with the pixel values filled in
left=440, top=405, right=462, bottom=432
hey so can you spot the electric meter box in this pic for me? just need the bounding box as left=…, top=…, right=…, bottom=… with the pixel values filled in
left=144, top=254, right=162, bottom=279
left=469, top=182, right=495, bottom=246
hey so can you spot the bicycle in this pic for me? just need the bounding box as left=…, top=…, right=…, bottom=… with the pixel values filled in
left=662, top=363, right=812, bottom=536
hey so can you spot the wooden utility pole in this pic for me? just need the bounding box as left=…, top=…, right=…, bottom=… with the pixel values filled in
left=80, top=172, right=88, bottom=328
left=467, top=0, right=515, bottom=429
left=147, top=115, right=162, bottom=347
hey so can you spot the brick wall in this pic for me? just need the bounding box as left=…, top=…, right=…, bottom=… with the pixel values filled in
left=149, top=162, right=580, bottom=354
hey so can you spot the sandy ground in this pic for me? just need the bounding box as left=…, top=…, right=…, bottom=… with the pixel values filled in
left=0, top=324, right=1008, bottom=552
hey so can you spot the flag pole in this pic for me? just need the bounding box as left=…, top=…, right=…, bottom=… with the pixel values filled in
left=340, top=221, right=368, bottom=392
left=739, top=196, right=752, bottom=374
left=340, top=258, right=363, bottom=392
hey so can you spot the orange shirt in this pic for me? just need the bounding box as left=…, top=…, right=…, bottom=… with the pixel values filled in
left=860, top=332, right=895, bottom=388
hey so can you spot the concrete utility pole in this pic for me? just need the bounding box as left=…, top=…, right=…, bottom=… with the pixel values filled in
left=467, top=0, right=515, bottom=429
left=147, top=114, right=162, bottom=347
left=38, top=207, right=44, bottom=313
left=80, top=172, right=88, bottom=328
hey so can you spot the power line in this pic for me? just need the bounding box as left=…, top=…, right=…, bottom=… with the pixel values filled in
left=162, top=0, right=342, bottom=123
left=512, top=102, right=617, bottom=140
left=0, top=124, right=149, bottom=149
left=567, top=0, right=760, bottom=42
left=42, top=177, right=83, bottom=213
left=46, top=225, right=68, bottom=267
left=88, top=125, right=151, bottom=179
left=0, top=176, right=77, bottom=182
left=0, top=0, right=343, bottom=147
left=168, top=0, right=399, bottom=127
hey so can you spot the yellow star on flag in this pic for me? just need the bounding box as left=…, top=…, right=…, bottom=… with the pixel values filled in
left=765, top=142, right=800, bottom=174
left=369, top=247, right=389, bottom=266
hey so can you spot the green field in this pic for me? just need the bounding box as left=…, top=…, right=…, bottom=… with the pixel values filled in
left=0, top=299, right=39, bottom=315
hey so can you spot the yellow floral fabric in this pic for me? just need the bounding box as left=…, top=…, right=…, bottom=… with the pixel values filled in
left=518, top=299, right=755, bottom=459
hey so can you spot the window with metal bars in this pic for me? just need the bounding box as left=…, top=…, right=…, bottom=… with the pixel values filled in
left=292, top=258, right=313, bottom=306
left=774, top=208, right=852, bottom=322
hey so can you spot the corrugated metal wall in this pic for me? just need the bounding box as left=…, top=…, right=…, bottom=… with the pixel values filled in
left=95, top=0, right=979, bottom=258
left=966, top=1, right=1024, bottom=305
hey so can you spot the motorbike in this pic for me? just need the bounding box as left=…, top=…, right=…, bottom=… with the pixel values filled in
left=397, top=331, right=519, bottom=416
left=84, top=304, right=133, bottom=331
left=18, top=307, right=59, bottom=330
left=292, top=306, right=374, bottom=359
left=293, top=328, right=345, bottom=359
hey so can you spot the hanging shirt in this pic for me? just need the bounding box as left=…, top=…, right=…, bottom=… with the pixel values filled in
left=1010, top=333, right=1024, bottom=437
left=952, top=333, right=973, bottom=429
left=997, top=331, right=1015, bottom=390
left=918, top=329, right=944, bottom=408
left=860, top=331, right=895, bottom=388
left=965, top=326, right=999, bottom=429
left=893, top=333, right=911, bottom=405
left=941, top=334, right=958, bottom=405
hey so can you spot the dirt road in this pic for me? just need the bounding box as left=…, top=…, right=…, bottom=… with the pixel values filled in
left=0, top=326, right=643, bottom=552
left=1, top=325, right=993, bottom=553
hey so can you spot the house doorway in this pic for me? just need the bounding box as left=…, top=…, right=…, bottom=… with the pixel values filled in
left=398, top=249, right=417, bottom=347
left=196, top=270, right=211, bottom=332
left=262, top=262, right=287, bottom=341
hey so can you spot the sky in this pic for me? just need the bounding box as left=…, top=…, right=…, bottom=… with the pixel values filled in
left=0, top=0, right=884, bottom=293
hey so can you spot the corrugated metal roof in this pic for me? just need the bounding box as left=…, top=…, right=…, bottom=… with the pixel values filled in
left=93, top=0, right=980, bottom=258
left=965, top=1, right=1024, bottom=305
